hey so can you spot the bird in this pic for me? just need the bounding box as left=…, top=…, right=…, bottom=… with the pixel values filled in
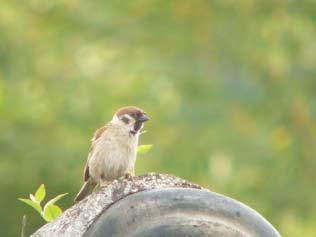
left=74, top=106, right=149, bottom=202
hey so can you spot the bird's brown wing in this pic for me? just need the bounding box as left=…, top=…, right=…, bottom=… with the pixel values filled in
left=83, top=163, right=90, bottom=182
left=83, top=125, right=108, bottom=182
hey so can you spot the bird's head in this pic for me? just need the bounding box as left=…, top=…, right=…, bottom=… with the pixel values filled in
left=111, top=106, right=149, bottom=135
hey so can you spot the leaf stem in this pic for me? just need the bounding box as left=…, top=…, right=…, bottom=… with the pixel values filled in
left=21, top=215, right=26, bottom=237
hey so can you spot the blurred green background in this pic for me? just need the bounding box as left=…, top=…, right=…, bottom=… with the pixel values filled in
left=1, top=1, right=316, bottom=236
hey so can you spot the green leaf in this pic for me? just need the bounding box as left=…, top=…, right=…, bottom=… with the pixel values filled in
left=43, top=193, right=68, bottom=211
left=43, top=204, right=62, bottom=222
left=18, top=198, right=42, bottom=214
left=137, top=144, right=153, bottom=154
left=35, top=184, right=46, bottom=203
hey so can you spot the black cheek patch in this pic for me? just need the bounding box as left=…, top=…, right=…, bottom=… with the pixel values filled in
left=121, top=116, right=130, bottom=124
left=134, top=121, right=143, bottom=133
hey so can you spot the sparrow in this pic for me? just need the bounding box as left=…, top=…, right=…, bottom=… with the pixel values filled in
left=74, top=106, right=149, bottom=202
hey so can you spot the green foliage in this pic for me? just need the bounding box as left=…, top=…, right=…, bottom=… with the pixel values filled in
left=18, top=198, right=42, bottom=214
left=18, top=184, right=67, bottom=222
left=35, top=184, right=46, bottom=203
left=137, top=144, right=153, bottom=155
left=43, top=205, right=62, bottom=222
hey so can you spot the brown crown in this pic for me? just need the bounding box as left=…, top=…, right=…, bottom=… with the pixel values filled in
left=115, top=106, right=145, bottom=117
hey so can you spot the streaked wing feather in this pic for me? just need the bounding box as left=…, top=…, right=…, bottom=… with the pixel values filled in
left=84, top=164, right=90, bottom=181
left=92, top=125, right=108, bottom=142
left=83, top=124, right=108, bottom=181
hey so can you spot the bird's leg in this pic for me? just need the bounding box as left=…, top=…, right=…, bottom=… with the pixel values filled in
left=124, top=173, right=132, bottom=180
left=124, top=166, right=135, bottom=180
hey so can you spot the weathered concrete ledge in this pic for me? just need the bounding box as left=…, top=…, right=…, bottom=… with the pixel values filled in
left=32, top=173, right=281, bottom=237
left=32, top=173, right=202, bottom=237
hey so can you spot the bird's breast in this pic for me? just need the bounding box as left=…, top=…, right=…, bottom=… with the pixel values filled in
left=89, top=130, right=138, bottom=182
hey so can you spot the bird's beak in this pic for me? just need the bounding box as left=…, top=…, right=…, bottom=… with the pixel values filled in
left=138, top=114, right=149, bottom=122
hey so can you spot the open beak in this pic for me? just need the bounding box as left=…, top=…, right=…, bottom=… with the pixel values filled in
left=137, top=113, right=149, bottom=122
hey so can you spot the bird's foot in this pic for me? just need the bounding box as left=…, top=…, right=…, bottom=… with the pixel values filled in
left=124, top=173, right=133, bottom=181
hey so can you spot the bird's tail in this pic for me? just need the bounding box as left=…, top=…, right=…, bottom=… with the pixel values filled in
left=74, top=181, right=96, bottom=202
